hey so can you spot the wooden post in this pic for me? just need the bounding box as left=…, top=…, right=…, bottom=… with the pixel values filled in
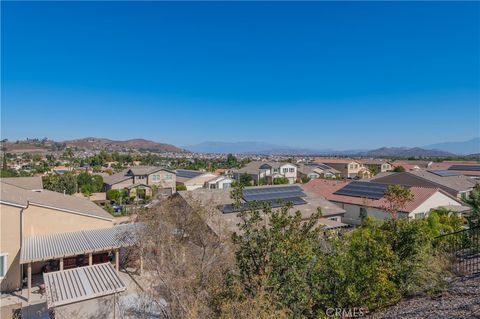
left=59, top=258, right=64, bottom=271
left=27, top=263, right=32, bottom=303
left=115, top=249, right=119, bottom=271
left=88, top=253, right=93, bottom=266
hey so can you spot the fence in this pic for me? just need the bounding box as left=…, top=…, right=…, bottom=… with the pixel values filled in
left=435, top=225, right=480, bottom=275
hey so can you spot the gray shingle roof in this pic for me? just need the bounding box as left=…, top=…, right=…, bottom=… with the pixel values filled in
left=21, top=224, right=138, bottom=263
left=371, top=171, right=476, bottom=193
left=102, top=169, right=132, bottom=185
left=1, top=177, right=43, bottom=190
left=43, top=262, right=126, bottom=308
left=1, top=181, right=113, bottom=220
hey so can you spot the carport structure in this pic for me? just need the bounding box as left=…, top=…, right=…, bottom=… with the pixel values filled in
left=43, top=263, right=126, bottom=315
left=20, top=224, right=139, bottom=302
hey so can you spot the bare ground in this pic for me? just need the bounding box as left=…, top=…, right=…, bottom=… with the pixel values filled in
left=369, top=274, right=480, bottom=319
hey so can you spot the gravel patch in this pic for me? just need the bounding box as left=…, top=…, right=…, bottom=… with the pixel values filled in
left=369, top=274, right=480, bottom=319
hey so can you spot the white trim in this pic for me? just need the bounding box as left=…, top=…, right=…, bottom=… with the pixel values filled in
left=0, top=253, right=8, bottom=279
left=0, top=200, right=27, bottom=208
left=28, top=202, right=114, bottom=222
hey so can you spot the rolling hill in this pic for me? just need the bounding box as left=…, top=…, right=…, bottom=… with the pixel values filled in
left=64, top=138, right=184, bottom=153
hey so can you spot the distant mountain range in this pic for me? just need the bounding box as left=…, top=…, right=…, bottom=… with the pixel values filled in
left=185, top=138, right=480, bottom=157
left=3, top=137, right=478, bottom=157
left=354, top=147, right=454, bottom=158
left=422, top=138, right=480, bottom=155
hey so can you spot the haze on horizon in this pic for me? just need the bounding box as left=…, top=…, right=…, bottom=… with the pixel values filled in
left=1, top=2, right=479, bottom=150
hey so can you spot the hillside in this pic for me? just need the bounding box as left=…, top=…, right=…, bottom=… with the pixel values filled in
left=64, top=138, right=184, bottom=153
left=355, top=147, right=455, bottom=157
left=423, top=138, right=480, bottom=155
left=369, top=274, right=480, bottom=319
left=1, top=138, right=184, bottom=153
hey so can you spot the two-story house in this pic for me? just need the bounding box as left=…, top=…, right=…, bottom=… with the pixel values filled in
left=319, top=159, right=367, bottom=178
left=0, top=177, right=114, bottom=293
left=232, top=161, right=298, bottom=185
left=360, top=160, right=393, bottom=174
left=103, top=166, right=176, bottom=198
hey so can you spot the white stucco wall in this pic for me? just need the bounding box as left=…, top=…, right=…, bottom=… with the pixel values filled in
left=409, top=191, right=462, bottom=217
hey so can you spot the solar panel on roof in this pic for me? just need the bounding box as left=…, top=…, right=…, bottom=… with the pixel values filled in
left=222, top=196, right=307, bottom=214
left=334, top=181, right=394, bottom=200
left=448, top=165, right=480, bottom=172
left=243, top=185, right=304, bottom=196
left=243, top=191, right=306, bottom=202
left=176, top=170, right=203, bottom=178
left=428, top=170, right=458, bottom=177
left=242, top=186, right=306, bottom=202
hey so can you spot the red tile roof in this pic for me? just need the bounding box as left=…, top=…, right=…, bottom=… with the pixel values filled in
left=303, top=179, right=444, bottom=213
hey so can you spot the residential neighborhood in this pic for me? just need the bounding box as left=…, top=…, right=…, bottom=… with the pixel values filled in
left=2, top=1, right=479, bottom=318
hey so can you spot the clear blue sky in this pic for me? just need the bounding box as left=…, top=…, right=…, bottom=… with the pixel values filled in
left=2, top=1, right=479, bottom=150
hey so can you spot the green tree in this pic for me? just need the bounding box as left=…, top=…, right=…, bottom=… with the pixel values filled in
left=300, top=175, right=310, bottom=184
left=0, top=168, right=18, bottom=177
left=228, top=196, right=326, bottom=317
left=91, top=174, right=104, bottom=191
left=42, top=173, right=78, bottom=194
left=392, top=166, right=406, bottom=172
left=77, top=172, right=104, bottom=193
left=106, top=189, right=122, bottom=202
left=226, top=154, right=238, bottom=168
left=273, top=177, right=289, bottom=185
left=383, top=184, right=414, bottom=220
left=176, top=184, right=187, bottom=191
left=238, top=173, right=253, bottom=187
left=367, top=164, right=379, bottom=176
left=463, top=184, right=480, bottom=227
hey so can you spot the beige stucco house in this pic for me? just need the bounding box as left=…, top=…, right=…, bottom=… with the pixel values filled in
left=232, top=161, right=298, bottom=185
left=318, top=159, right=368, bottom=178
left=0, top=177, right=114, bottom=293
left=103, top=166, right=176, bottom=197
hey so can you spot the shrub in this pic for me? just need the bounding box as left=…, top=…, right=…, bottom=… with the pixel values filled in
left=273, top=177, right=289, bottom=185
left=176, top=184, right=187, bottom=191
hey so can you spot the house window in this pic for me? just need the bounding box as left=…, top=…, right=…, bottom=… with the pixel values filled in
left=289, top=168, right=295, bottom=173
left=0, top=254, right=7, bottom=278
left=414, top=212, right=425, bottom=219
left=282, top=168, right=288, bottom=173
left=164, top=174, right=172, bottom=181
left=152, top=175, right=160, bottom=182
left=273, top=168, right=279, bottom=173
left=223, top=183, right=231, bottom=189
left=349, top=164, right=354, bottom=169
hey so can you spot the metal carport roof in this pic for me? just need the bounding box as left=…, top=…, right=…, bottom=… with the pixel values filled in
left=21, top=224, right=138, bottom=264
left=43, top=262, right=127, bottom=308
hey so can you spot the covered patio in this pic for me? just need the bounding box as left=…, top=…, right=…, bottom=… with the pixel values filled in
left=43, top=263, right=126, bottom=309
left=20, top=224, right=140, bottom=302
